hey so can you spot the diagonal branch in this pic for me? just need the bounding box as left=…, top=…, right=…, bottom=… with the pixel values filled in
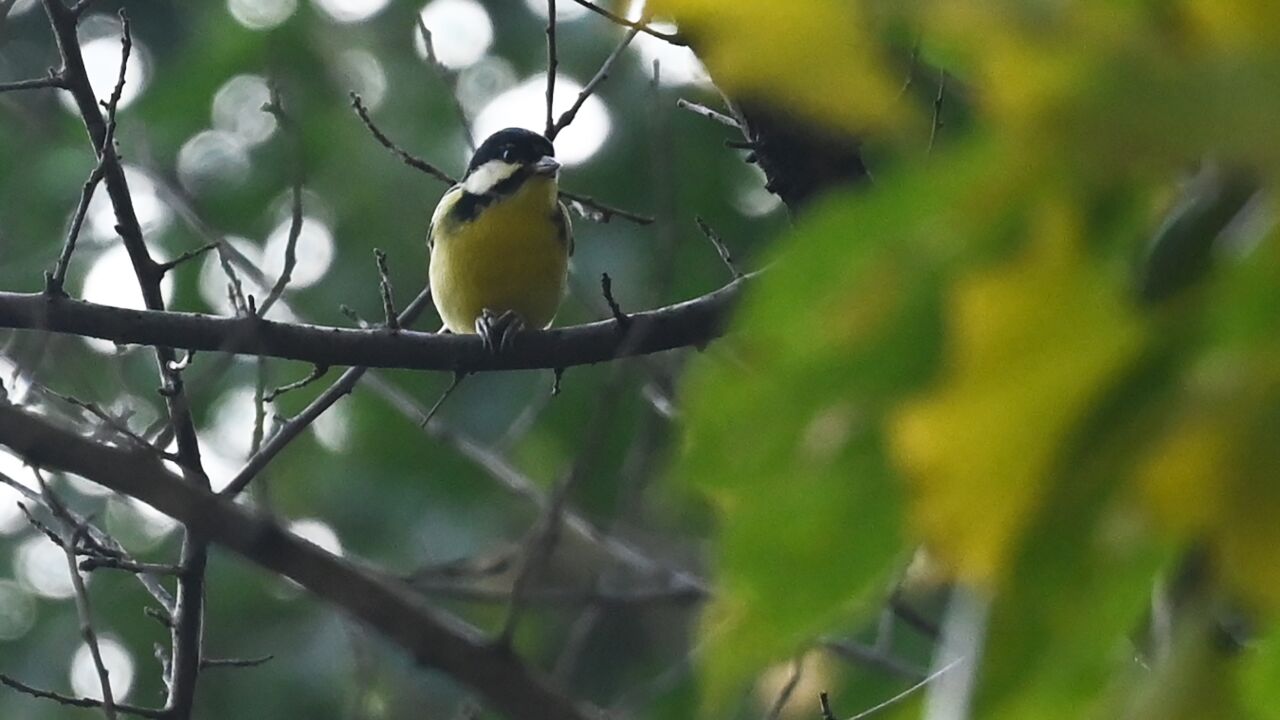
left=0, top=401, right=600, bottom=720
left=547, top=27, right=640, bottom=141
left=36, top=475, right=118, bottom=720
left=567, top=0, right=687, bottom=45
left=221, top=287, right=435, bottom=498
left=0, top=673, right=162, bottom=719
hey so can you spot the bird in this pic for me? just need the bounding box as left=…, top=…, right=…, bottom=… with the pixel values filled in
left=428, top=127, right=573, bottom=353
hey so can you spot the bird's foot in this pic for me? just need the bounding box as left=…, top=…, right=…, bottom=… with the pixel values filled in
left=475, top=309, right=526, bottom=354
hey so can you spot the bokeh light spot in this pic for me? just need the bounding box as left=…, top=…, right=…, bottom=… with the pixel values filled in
left=0, top=449, right=36, bottom=536
left=0, top=580, right=37, bottom=641
left=228, top=0, right=297, bottom=31
left=58, top=19, right=149, bottom=113
left=336, top=49, right=388, bottom=110
left=262, top=215, right=335, bottom=289
left=289, top=518, right=344, bottom=556
left=178, top=130, right=251, bottom=194
left=212, top=74, right=277, bottom=146
left=416, top=0, right=493, bottom=70
left=81, top=245, right=174, bottom=311
left=456, top=57, right=517, bottom=118
left=624, top=1, right=707, bottom=86
left=16, top=535, right=78, bottom=600
left=71, top=637, right=135, bottom=701
left=473, top=74, right=611, bottom=166
left=84, top=165, right=171, bottom=244
left=312, top=405, right=352, bottom=453
left=522, top=0, right=588, bottom=21
left=312, top=0, right=390, bottom=24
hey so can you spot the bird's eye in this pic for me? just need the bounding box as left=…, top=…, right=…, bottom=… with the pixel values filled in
left=501, top=147, right=512, bottom=161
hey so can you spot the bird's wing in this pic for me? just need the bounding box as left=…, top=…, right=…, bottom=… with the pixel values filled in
left=428, top=184, right=464, bottom=253
left=556, top=200, right=574, bottom=257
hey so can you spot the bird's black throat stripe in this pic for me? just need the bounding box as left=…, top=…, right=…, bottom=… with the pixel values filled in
left=450, top=165, right=534, bottom=223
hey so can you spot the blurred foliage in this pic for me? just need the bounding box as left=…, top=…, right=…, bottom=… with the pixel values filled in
left=671, top=0, right=1280, bottom=718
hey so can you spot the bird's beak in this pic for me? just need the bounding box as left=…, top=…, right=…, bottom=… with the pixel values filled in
left=533, top=155, right=561, bottom=177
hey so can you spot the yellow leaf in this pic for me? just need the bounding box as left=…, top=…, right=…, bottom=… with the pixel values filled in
left=1139, top=351, right=1280, bottom=614
left=647, top=0, right=906, bottom=134
left=890, top=204, right=1147, bottom=586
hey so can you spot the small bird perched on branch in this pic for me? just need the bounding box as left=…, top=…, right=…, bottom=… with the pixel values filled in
left=428, top=128, right=573, bottom=352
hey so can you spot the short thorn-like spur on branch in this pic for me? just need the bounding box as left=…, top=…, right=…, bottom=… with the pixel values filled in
left=0, top=400, right=600, bottom=720
left=0, top=276, right=748, bottom=373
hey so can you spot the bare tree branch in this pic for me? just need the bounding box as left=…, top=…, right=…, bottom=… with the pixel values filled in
left=37, top=4, right=214, bottom=713
left=0, top=401, right=602, bottom=720
left=548, top=27, right=640, bottom=141
left=0, top=673, right=162, bottom=719
left=220, top=288, right=436, bottom=497
left=567, top=0, right=687, bottom=45
left=0, top=275, right=747, bottom=372
left=34, top=475, right=118, bottom=720
left=544, top=0, right=558, bottom=138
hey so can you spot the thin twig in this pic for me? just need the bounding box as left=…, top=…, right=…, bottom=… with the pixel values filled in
left=220, top=288, right=436, bottom=498
left=250, top=357, right=267, bottom=456
left=600, top=273, right=628, bottom=328
left=374, top=249, right=399, bottom=330
left=48, top=390, right=174, bottom=458
left=676, top=98, right=741, bottom=128
left=258, top=172, right=303, bottom=318
left=0, top=673, right=162, bottom=719
left=544, top=0, right=558, bottom=138
left=80, top=556, right=185, bottom=576
left=694, top=216, right=742, bottom=279
left=201, top=654, right=274, bottom=670
left=419, top=372, right=465, bottom=429
left=0, top=472, right=174, bottom=612
left=0, top=72, right=65, bottom=93
left=765, top=658, right=804, bottom=720
left=37, top=474, right=118, bottom=720
left=558, top=190, right=653, bottom=224
left=548, top=27, right=641, bottom=140
left=496, top=364, right=630, bottom=648
left=567, top=0, right=687, bottom=45
left=844, top=657, right=963, bottom=720
left=264, top=364, right=330, bottom=403
left=46, top=165, right=105, bottom=295
left=897, top=34, right=922, bottom=99
left=415, top=17, right=475, bottom=151
left=928, top=69, right=947, bottom=155
left=157, top=242, right=218, bottom=274
left=350, top=92, right=457, bottom=185
left=363, top=371, right=709, bottom=595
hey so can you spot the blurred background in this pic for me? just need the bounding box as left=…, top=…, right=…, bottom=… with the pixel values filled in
left=10, top=1, right=1277, bottom=718
left=0, top=0, right=799, bottom=717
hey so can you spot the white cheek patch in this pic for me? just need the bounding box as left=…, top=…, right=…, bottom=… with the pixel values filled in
left=463, top=160, right=521, bottom=195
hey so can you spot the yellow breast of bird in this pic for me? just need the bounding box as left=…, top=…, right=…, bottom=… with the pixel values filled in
left=429, top=177, right=570, bottom=334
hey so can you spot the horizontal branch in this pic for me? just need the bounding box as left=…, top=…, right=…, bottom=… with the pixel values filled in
left=0, top=279, right=745, bottom=372
left=0, top=73, right=65, bottom=93
left=0, top=401, right=598, bottom=720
